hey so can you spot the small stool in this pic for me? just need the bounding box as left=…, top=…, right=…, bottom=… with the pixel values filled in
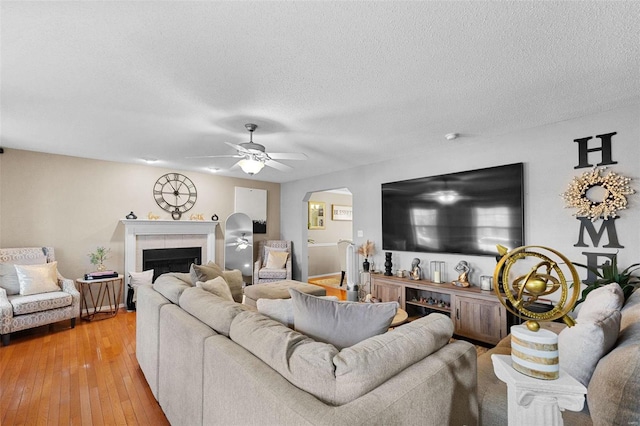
left=243, top=280, right=326, bottom=307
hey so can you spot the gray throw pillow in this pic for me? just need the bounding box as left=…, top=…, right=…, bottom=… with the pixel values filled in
left=189, top=262, right=223, bottom=284
left=289, top=288, right=397, bottom=349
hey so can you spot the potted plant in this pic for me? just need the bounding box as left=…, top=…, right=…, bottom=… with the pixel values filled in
left=88, top=246, right=111, bottom=272
left=573, top=255, right=640, bottom=307
left=357, top=240, right=375, bottom=272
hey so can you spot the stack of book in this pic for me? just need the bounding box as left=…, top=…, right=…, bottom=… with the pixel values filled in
left=84, top=270, right=119, bottom=280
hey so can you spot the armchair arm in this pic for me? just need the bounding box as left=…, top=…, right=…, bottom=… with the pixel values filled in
left=0, top=287, right=13, bottom=334
left=286, top=256, right=292, bottom=280
left=59, top=274, right=81, bottom=315
left=254, top=259, right=262, bottom=282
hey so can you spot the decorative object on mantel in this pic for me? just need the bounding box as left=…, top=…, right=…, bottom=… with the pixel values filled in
left=384, top=252, right=393, bottom=276
left=125, top=211, right=137, bottom=219
left=153, top=172, right=198, bottom=221
left=190, top=213, right=205, bottom=220
left=430, top=261, right=445, bottom=283
left=410, top=258, right=422, bottom=280
left=88, top=246, right=111, bottom=272
left=562, top=166, right=634, bottom=221
left=357, top=240, right=375, bottom=272
left=147, top=212, right=160, bottom=220
left=211, top=214, right=219, bottom=221
left=453, top=260, right=471, bottom=287
left=493, top=245, right=580, bottom=380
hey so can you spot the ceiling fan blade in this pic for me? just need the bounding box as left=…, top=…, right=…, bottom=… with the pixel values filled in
left=185, top=154, right=241, bottom=159
left=225, top=141, right=250, bottom=153
left=265, top=159, right=293, bottom=172
left=268, top=152, right=308, bottom=160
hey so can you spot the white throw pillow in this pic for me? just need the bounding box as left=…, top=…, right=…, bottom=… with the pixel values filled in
left=289, top=288, right=397, bottom=349
left=265, top=251, right=289, bottom=269
left=263, top=247, right=288, bottom=267
left=558, top=309, right=621, bottom=387
left=129, top=269, right=154, bottom=302
left=257, top=295, right=339, bottom=328
left=578, top=282, right=624, bottom=319
left=15, top=262, right=60, bottom=296
left=196, top=276, right=234, bottom=301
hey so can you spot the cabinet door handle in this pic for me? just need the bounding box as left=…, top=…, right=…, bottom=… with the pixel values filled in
left=456, top=308, right=460, bottom=320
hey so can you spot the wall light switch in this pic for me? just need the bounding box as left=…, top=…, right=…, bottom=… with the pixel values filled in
left=357, top=230, right=364, bottom=238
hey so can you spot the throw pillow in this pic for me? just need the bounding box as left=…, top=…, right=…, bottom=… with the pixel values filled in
left=15, top=262, right=60, bottom=296
left=190, top=262, right=223, bottom=285
left=578, top=282, right=624, bottom=319
left=289, top=288, right=397, bottom=349
left=221, top=270, right=244, bottom=304
left=257, top=296, right=339, bottom=328
left=265, top=250, right=289, bottom=269
left=558, top=309, right=622, bottom=387
left=129, top=269, right=154, bottom=302
left=263, top=246, right=288, bottom=267
left=196, top=276, right=234, bottom=301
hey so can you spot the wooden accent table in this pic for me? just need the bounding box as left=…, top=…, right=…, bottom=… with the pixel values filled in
left=76, top=275, right=124, bottom=321
left=391, top=308, right=409, bottom=327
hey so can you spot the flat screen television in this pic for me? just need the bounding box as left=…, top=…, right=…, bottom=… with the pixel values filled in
left=382, top=163, right=524, bottom=256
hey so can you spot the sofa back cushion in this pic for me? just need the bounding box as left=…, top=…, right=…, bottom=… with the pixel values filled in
left=0, top=247, right=49, bottom=295
left=230, top=310, right=339, bottom=404
left=153, top=272, right=193, bottom=304
left=230, top=310, right=454, bottom=406
left=289, top=288, right=397, bottom=349
left=180, top=287, right=251, bottom=337
left=333, top=313, right=453, bottom=404
left=586, top=288, right=640, bottom=425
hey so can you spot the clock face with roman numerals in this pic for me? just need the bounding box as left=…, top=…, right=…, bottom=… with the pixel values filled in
left=153, top=173, right=197, bottom=219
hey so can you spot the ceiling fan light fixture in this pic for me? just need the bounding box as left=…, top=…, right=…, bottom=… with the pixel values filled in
left=238, top=157, right=265, bottom=175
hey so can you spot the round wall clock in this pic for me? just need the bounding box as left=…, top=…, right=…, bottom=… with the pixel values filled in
left=153, top=173, right=197, bottom=220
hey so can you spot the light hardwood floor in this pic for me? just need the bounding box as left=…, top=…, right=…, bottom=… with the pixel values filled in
left=0, top=310, right=169, bottom=425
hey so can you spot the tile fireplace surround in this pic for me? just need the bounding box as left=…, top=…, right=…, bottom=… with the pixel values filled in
left=120, top=219, right=219, bottom=286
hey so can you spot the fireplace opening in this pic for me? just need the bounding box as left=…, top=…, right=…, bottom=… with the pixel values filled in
left=142, top=247, right=202, bottom=282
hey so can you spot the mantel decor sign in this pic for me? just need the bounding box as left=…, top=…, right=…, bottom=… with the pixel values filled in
left=332, top=204, right=352, bottom=221
left=562, top=166, right=634, bottom=221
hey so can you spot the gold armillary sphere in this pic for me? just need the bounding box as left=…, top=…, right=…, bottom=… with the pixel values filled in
left=493, top=245, right=580, bottom=332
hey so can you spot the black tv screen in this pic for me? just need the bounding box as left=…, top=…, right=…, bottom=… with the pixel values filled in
left=382, top=163, right=524, bottom=256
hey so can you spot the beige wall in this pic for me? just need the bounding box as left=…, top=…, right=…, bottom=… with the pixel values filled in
left=0, top=149, right=280, bottom=282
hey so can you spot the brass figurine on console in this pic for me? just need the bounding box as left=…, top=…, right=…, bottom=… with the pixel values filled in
left=453, top=260, right=471, bottom=287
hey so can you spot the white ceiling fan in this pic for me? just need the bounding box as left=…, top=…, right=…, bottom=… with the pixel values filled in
left=191, top=123, right=308, bottom=175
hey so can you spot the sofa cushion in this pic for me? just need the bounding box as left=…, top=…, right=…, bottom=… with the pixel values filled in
left=621, top=287, right=640, bottom=330
left=290, top=288, right=397, bottom=349
left=190, top=261, right=222, bottom=280
left=578, top=282, right=624, bottom=319
left=258, top=268, right=287, bottom=280
left=587, top=319, right=640, bottom=425
left=230, top=310, right=455, bottom=406
left=558, top=309, right=621, bottom=387
left=196, top=276, right=233, bottom=301
left=153, top=272, right=193, bottom=304
left=332, top=313, right=453, bottom=403
left=15, top=262, right=60, bottom=296
left=256, top=295, right=339, bottom=328
left=8, top=291, right=73, bottom=315
left=221, top=270, right=244, bottom=304
left=229, top=310, right=339, bottom=404
left=179, top=287, right=251, bottom=337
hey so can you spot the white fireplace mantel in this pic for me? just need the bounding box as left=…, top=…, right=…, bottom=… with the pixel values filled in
left=120, top=219, right=218, bottom=284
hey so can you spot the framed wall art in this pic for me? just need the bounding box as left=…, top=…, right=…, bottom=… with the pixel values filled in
left=332, top=204, right=352, bottom=221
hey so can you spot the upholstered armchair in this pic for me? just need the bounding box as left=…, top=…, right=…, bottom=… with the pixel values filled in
left=253, top=240, right=292, bottom=285
left=0, top=247, right=80, bottom=345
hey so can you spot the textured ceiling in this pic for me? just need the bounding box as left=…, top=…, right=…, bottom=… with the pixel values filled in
left=2, top=1, right=639, bottom=183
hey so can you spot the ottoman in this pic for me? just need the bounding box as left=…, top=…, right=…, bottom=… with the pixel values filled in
left=243, top=280, right=326, bottom=307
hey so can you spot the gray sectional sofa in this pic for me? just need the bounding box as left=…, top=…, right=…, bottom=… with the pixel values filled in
left=136, top=272, right=479, bottom=426
left=477, top=288, right=640, bottom=425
